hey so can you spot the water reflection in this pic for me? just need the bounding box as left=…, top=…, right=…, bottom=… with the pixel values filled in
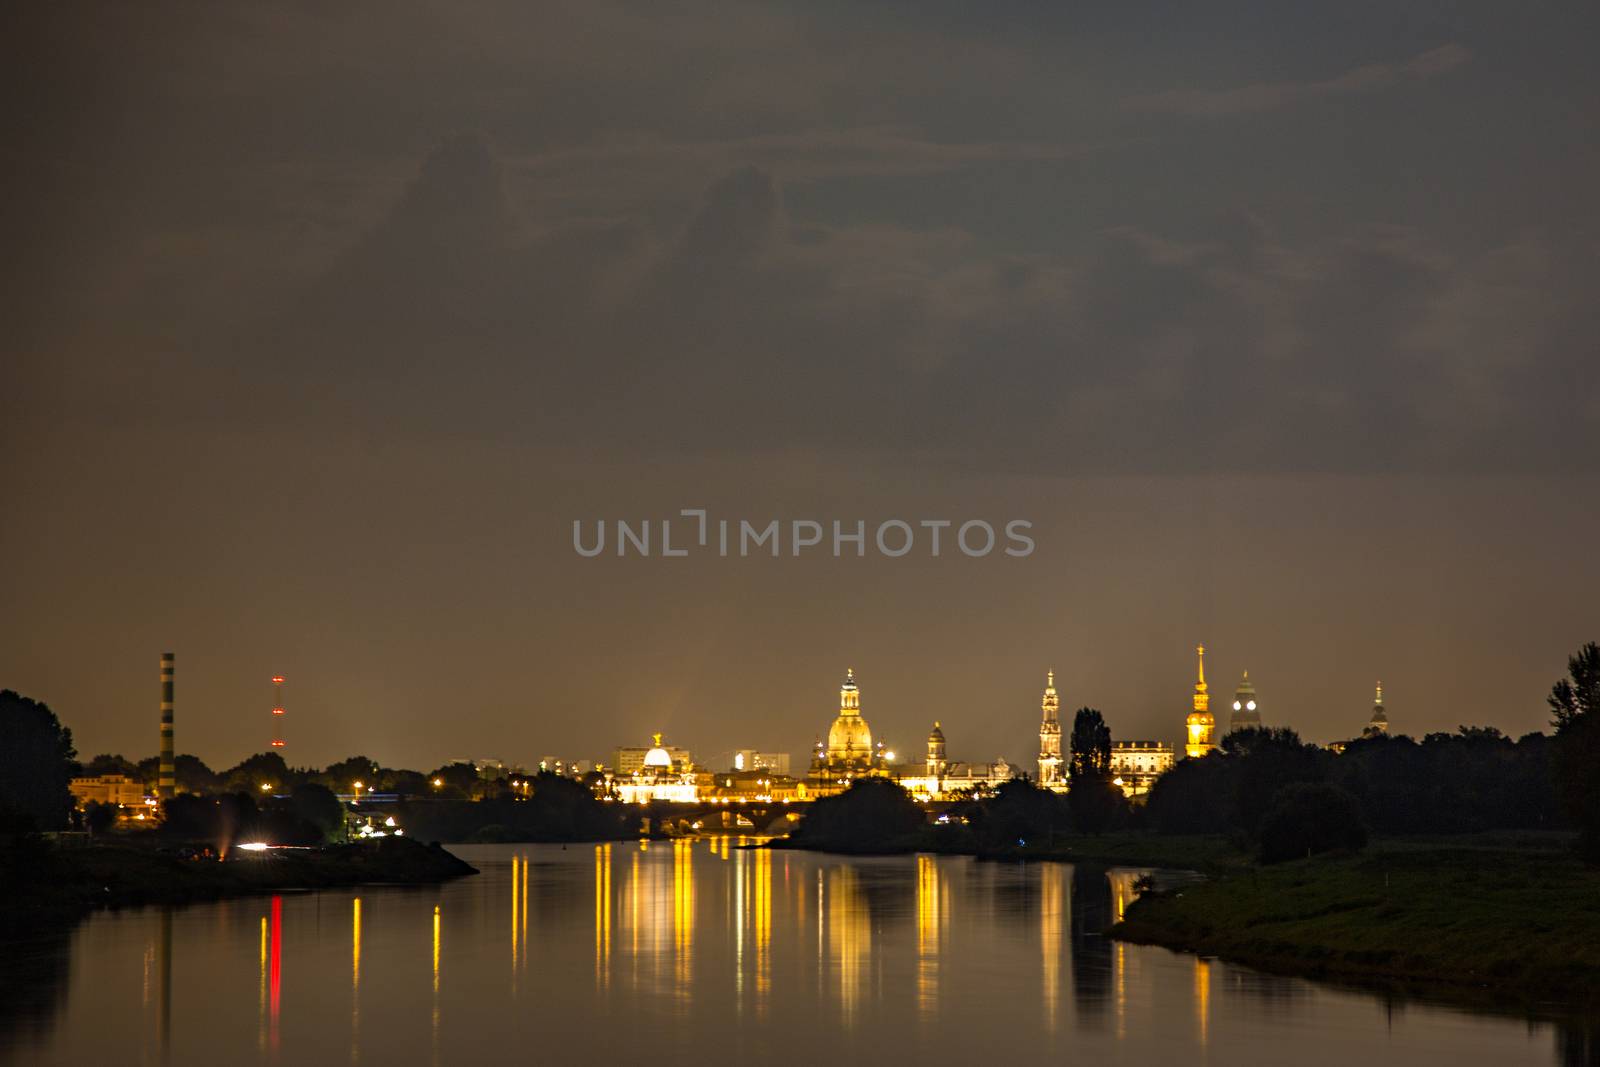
left=1, top=843, right=1587, bottom=1067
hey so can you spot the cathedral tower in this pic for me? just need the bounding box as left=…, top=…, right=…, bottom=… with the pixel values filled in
left=1185, top=645, right=1216, bottom=759
left=1229, top=670, right=1260, bottom=734
left=825, top=668, right=873, bottom=763
left=1038, top=670, right=1063, bottom=786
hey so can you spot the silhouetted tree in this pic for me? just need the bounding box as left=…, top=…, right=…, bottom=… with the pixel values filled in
left=221, top=752, right=292, bottom=794
left=974, top=778, right=1071, bottom=849
left=1257, top=782, right=1368, bottom=863
left=1223, top=727, right=1328, bottom=835
left=289, top=783, right=346, bottom=841
left=82, top=753, right=139, bottom=777
left=1068, top=707, right=1112, bottom=779
left=0, top=690, right=76, bottom=831
left=1551, top=642, right=1600, bottom=862
left=83, top=800, right=119, bottom=837
left=789, top=778, right=925, bottom=853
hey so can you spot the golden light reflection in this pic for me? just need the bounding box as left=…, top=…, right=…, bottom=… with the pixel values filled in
left=916, top=855, right=944, bottom=1021
left=1040, top=863, right=1063, bottom=1033
left=673, top=838, right=694, bottom=995
left=826, top=866, right=870, bottom=1027
left=511, top=855, right=521, bottom=976
left=754, top=847, right=772, bottom=1012
left=1195, top=956, right=1211, bottom=1047
left=594, top=844, right=612, bottom=990
left=352, top=897, right=362, bottom=1061
left=258, top=915, right=268, bottom=1052
left=158, top=909, right=172, bottom=1059
left=1116, top=941, right=1128, bottom=1040
left=431, top=902, right=442, bottom=1060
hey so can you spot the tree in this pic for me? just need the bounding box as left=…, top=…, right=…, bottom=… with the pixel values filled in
left=1222, top=727, right=1328, bottom=835
left=1549, top=642, right=1600, bottom=730
left=321, top=755, right=380, bottom=793
left=426, top=762, right=479, bottom=799
left=1067, top=708, right=1122, bottom=834
left=1257, top=782, right=1368, bottom=863
left=82, top=753, right=139, bottom=778
left=221, top=752, right=292, bottom=794
left=1551, top=642, right=1600, bottom=862
left=789, top=779, right=925, bottom=852
left=0, top=690, right=77, bottom=832
left=1068, top=707, right=1112, bottom=780
left=289, top=783, right=346, bottom=842
left=83, top=800, right=119, bottom=837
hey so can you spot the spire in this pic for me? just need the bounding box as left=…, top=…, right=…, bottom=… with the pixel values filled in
left=1192, top=645, right=1209, bottom=713
left=1041, top=669, right=1060, bottom=724
left=1375, top=680, right=1384, bottom=706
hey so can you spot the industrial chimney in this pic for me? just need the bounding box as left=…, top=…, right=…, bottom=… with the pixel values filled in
left=159, top=652, right=175, bottom=799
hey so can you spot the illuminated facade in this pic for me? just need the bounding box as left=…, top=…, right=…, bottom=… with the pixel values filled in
left=731, top=750, right=791, bottom=776
left=1037, top=670, right=1063, bottom=786
left=611, top=734, right=700, bottom=803
left=69, top=773, right=149, bottom=808
left=1108, top=741, right=1174, bottom=797
left=1184, top=645, right=1217, bottom=759
left=1228, top=670, right=1260, bottom=734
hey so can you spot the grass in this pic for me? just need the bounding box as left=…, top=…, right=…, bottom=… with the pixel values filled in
left=1112, top=842, right=1600, bottom=1009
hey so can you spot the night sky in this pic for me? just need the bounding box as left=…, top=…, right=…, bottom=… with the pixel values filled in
left=3, top=2, right=1597, bottom=772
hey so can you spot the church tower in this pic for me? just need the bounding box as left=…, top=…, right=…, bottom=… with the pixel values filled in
left=825, top=668, right=873, bottom=763
left=1363, top=681, right=1389, bottom=738
left=927, top=722, right=947, bottom=777
left=1229, top=670, right=1260, bottom=733
left=1038, top=670, right=1063, bottom=786
left=1185, top=645, right=1217, bottom=758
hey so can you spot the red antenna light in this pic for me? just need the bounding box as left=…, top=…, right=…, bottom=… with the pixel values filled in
left=270, top=675, right=287, bottom=749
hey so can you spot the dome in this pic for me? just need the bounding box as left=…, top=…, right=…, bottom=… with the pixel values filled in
left=642, top=733, right=673, bottom=771
left=928, top=721, right=945, bottom=742
left=828, top=714, right=873, bottom=760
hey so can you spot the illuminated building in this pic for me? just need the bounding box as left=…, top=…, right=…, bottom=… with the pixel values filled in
left=1107, top=741, right=1174, bottom=797
left=1228, top=670, right=1260, bottom=734
left=926, top=722, right=947, bottom=777
left=69, top=773, right=148, bottom=809
left=1037, top=670, right=1063, bottom=786
left=1184, top=645, right=1217, bottom=759
left=613, top=743, right=693, bottom=776
left=731, top=750, right=790, bottom=776
left=897, top=721, right=1015, bottom=800
left=809, top=669, right=888, bottom=785
left=1364, top=681, right=1389, bottom=737
left=611, top=734, right=700, bottom=803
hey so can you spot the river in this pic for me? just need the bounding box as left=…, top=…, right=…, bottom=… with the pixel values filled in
left=1, top=840, right=1589, bottom=1065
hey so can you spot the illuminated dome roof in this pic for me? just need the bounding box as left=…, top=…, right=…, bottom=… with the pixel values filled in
left=642, top=733, right=673, bottom=770
left=828, top=714, right=873, bottom=759
left=928, top=721, right=945, bottom=742
left=826, top=668, right=873, bottom=761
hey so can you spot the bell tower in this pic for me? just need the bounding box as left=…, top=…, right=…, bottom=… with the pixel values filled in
left=1185, top=645, right=1217, bottom=758
left=1038, top=670, right=1063, bottom=786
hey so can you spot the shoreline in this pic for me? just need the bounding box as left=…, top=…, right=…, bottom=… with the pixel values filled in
left=1109, top=843, right=1600, bottom=1014
left=2, top=837, right=478, bottom=922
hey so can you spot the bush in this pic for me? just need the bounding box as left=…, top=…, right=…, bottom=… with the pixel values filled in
left=1257, top=782, right=1368, bottom=863
left=789, top=778, right=925, bottom=852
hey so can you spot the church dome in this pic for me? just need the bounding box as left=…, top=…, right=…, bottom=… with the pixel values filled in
left=828, top=714, right=873, bottom=760
left=928, top=722, right=945, bottom=743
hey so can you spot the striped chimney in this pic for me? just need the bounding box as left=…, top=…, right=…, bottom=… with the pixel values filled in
left=159, top=652, right=176, bottom=799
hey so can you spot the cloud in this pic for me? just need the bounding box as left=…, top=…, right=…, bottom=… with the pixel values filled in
left=1124, top=44, right=1472, bottom=118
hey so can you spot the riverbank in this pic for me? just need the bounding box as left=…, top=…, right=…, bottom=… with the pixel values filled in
left=2, top=836, right=477, bottom=919
left=1112, top=843, right=1600, bottom=1010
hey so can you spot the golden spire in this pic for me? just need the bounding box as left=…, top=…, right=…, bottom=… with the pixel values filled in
left=1192, top=645, right=1209, bottom=714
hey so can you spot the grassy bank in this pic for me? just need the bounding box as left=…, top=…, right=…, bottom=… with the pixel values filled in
left=2, top=837, right=477, bottom=919
left=1112, top=844, right=1600, bottom=1008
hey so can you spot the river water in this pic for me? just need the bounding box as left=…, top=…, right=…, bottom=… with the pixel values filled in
left=1, top=840, right=1589, bottom=1065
